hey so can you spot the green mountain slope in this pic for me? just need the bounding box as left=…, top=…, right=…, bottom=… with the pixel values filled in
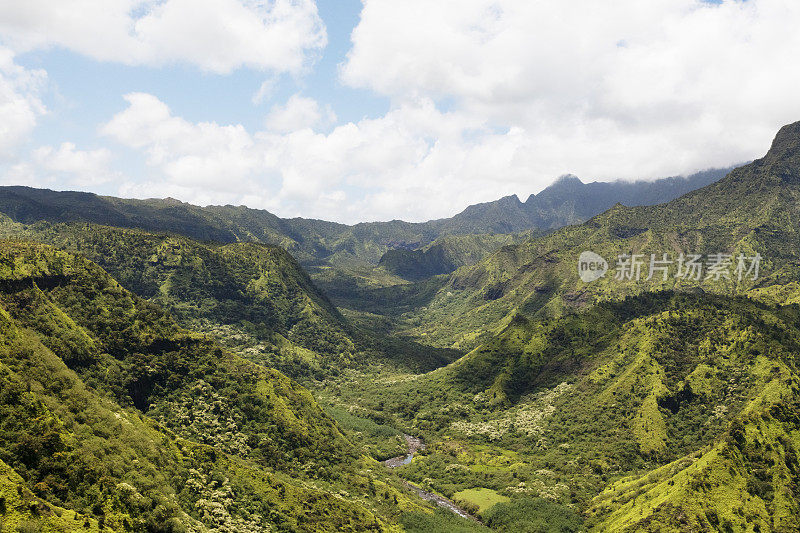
left=25, top=223, right=355, bottom=371
left=588, top=400, right=800, bottom=532
left=326, top=292, right=800, bottom=531
left=400, top=121, right=800, bottom=350
left=0, top=222, right=459, bottom=376
left=0, top=240, right=345, bottom=461
left=0, top=456, right=108, bottom=532
left=0, top=240, right=454, bottom=532
left=377, top=233, right=535, bottom=282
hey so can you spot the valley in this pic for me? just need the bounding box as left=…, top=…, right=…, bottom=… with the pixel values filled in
left=2, top=0, right=797, bottom=530
left=0, top=124, right=798, bottom=532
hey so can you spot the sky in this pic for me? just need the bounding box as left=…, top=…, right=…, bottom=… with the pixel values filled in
left=1, top=0, right=800, bottom=224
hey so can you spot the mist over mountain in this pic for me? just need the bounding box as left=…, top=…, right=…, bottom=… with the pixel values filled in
left=0, top=167, right=731, bottom=273
left=374, top=168, right=731, bottom=280
left=438, top=167, right=731, bottom=234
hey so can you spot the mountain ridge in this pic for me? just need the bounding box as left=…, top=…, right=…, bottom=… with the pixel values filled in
left=393, top=120, right=800, bottom=350
left=0, top=167, right=732, bottom=268
left=0, top=240, right=410, bottom=531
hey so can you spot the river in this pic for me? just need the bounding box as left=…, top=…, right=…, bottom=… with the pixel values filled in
left=383, top=434, right=481, bottom=523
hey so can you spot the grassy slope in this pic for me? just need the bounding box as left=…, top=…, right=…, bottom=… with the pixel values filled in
left=322, top=292, right=800, bottom=530
left=398, top=122, right=800, bottom=351
left=0, top=221, right=459, bottom=376
left=0, top=240, right=468, bottom=532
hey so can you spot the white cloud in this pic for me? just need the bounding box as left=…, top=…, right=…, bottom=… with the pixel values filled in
left=264, top=94, right=336, bottom=132
left=79, top=1, right=800, bottom=224
left=341, top=0, right=800, bottom=182
left=101, top=93, right=261, bottom=187
left=0, top=48, right=112, bottom=188
left=0, top=0, right=326, bottom=74
left=252, top=78, right=279, bottom=105
left=3, top=142, right=119, bottom=187
left=100, top=92, right=541, bottom=222
left=0, top=47, right=46, bottom=158
left=32, top=142, right=117, bottom=185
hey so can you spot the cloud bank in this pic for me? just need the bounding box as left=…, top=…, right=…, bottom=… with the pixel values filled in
left=4, top=0, right=800, bottom=223
left=113, top=0, right=800, bottom=222
left=0, top=0, right=326, bottom=74
left=0, top=47, right=46, bottom=158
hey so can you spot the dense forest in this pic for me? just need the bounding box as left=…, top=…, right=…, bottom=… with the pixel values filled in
left=0, top=123, right=799, bottom=531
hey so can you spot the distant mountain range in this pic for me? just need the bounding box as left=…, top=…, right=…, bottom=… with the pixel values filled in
left=0, top=167, right=731, bottom=268
left=391, top=122, right=800, bottom=351
left=430, top=167, right=731, bottom=235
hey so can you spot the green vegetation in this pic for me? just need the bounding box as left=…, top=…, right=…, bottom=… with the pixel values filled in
left=391, top=122, right=800, bottom=350
left=483, top=497, right=583, bottom=533
left=398, top=509, right=489, bottom=533
left=0, top=242, right=350, bottom=468
left=377, top=233, right=533, bottom=281
left=0, top=457, right=106, bottom=532
left=0, top=221, right=460, bottom=377
left=321, top=290, right=800, bottom=531
left=452, top=488, right=509, bottom=514
left=3, top=222, right=359, bottom=372
left=0, top=241, right=446, bottom=531
left=322, top=404, right=406, bottom=461
left=0, top=123, right=797, bottom=532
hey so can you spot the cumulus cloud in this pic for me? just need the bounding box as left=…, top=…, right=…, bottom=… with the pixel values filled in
left=100, top=92, right=534, bottom=222
left=264, top=94, right=337, bottom=132
left=3, top=142, right=119, bottom=187
left=342, top=0, right=800, bottom=181
left=32, top=143, right=117, bottom=185
left=0, top=47, right=46, bottom=158
left=0, top=0, right=326, bottom=74
left=101, top=93, right=261, bottom=187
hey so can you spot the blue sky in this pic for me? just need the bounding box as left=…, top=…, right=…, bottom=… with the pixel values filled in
left=14, top=0, right=386, bottom=187
left=0, top=0, right=798, bottom=223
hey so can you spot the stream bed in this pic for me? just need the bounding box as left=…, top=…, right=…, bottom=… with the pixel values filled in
left=383, top=435, right=481, bottom=523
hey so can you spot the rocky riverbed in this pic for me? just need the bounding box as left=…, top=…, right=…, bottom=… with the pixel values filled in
left=383, top=435, right=480, bottom=522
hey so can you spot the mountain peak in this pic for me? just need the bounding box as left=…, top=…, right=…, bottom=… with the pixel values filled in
left=735, top=120, right=800, bottom=185
left=554, top=174, right=583, bottom=185
left=498, top=193, right=522, bottom=205
left=544, top=174, right=585, bottom=193
left=764, top=120, right=800, bottom=164
left=525, top=174, right=585, bottom=204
